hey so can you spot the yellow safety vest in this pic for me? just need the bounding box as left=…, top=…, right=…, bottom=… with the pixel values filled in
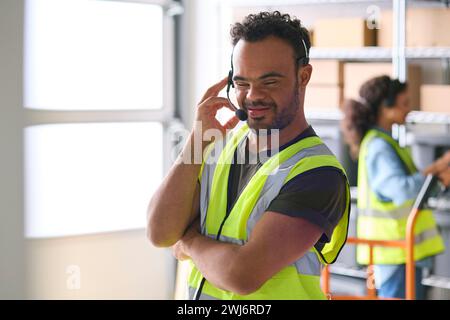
left=187, top=124, right=350, bottom=299
left=356, top=129, right=445, bottom=265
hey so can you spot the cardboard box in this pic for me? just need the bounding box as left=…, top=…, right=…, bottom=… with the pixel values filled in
left=314, top=18, right=376, bottom=47
left=343, top=62, right=422, bottom=110
left=309, top=59, right=344, bottom=86
left=420, top=85, right=450, bottom=114
left=305, top=85, right=343, bottom=110
left=378, top=8, right=450, bottom=47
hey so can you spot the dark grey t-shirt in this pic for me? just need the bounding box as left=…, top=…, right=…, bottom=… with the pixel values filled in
left=227, top=126, right=348, bottom=249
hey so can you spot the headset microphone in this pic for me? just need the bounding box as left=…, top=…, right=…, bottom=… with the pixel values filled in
left=235, top=108, right=248, bottom=121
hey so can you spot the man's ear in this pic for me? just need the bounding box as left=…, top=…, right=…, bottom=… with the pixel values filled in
left=298, top=64, right=312, bottom=88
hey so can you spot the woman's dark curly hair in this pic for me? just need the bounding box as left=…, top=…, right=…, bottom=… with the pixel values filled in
left=341, top=75, right=407, bottom=158
left=230, top=11, right=310, bottom=68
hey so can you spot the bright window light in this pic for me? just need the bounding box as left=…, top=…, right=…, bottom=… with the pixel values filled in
left=25, top=122, right=163, bottom=238
left=24, top=0, right=163, bottom=110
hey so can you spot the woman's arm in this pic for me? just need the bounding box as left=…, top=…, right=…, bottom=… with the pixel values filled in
left=366, top=138, right=425, bottom=205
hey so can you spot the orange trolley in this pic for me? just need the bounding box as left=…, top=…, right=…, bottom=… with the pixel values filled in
left=321, top=174, right=439, bottom=300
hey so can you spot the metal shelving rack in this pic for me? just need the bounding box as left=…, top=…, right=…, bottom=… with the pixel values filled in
left=309, top=47, right=450, bottom=60
left=309, top=47, right=392, bottom=60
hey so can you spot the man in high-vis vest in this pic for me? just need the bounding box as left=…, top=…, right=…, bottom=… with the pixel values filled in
left=147, top=11, right=350, bottom=300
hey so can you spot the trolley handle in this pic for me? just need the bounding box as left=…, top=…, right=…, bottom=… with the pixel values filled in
left=405, top=173, right=440, bottom=300
left=412, top=174, right=438, bottom=211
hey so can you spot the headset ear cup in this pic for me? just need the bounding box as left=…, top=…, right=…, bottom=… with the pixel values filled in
left=389, top=96, right=394, bottom=106
left=385, top=81, right=396, bottom=106
left=383, top=95, right=394, bottom=107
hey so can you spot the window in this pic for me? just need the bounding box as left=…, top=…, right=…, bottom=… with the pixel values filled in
left=24, top=0, right=174, bottom=237
left=25, top=0, right=164, bottom=110
left=25, top=123, right=163, bottom=237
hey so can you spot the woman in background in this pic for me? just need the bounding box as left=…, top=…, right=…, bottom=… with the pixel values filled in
left=341, top=75, right=450, bottom=299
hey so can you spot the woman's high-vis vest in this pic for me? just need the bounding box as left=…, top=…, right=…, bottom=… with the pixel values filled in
left=356, top=129, right=445, bottom=265
left=187, top=124, right=350, bottom=300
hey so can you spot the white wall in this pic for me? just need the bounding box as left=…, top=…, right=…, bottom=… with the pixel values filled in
left=0, top=0, right=26, bottom=299
left=27, top=229, right=174, bottom=299
left=179, top=0, right=229, bottom=130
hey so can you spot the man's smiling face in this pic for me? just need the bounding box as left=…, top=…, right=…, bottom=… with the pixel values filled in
left=232, top=36, right=302, bottom=131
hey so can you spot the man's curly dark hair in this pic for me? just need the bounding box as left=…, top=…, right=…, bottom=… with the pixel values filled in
left=230, top=11, right=311, bottom=68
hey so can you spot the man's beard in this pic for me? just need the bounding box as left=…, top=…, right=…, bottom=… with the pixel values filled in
left=243, top=85, right=300, bottom=134
left=271, top=86, right=300, bottom=130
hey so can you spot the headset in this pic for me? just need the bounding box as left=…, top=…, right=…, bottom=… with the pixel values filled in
left=226, top=38, right=310, bottom=122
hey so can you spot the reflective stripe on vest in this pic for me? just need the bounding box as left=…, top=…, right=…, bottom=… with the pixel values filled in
left=188, top=124, right=350, bottom=299
left=358, top=203, right=412, bottom=219
left=356, top=129, right=445, bottom=265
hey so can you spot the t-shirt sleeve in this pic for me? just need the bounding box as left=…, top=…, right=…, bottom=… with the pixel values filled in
left=267, top=167, right=348, bottom=245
